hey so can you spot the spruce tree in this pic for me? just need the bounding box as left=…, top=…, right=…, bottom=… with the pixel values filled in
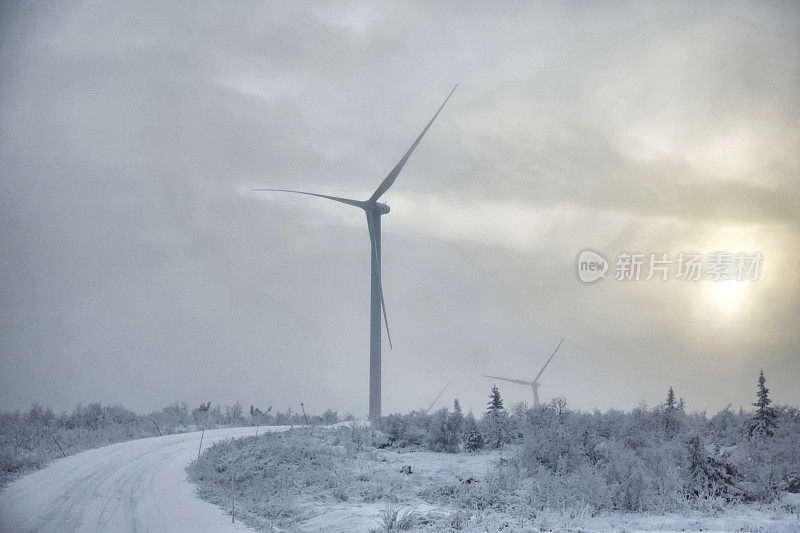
left=450, top=399, right=464, bottom=437
left=447, top=399, right=464, bottom=446
left=453, top=398, right=462, bottom=415
left=484, top=412, right=508, bottom=448
left=666, top=387, right=676, bottom=411
left=686, top=433, right=737, bottom=498
left=748, top=368, right=778, bottom=439
left=664, top=386, right=680, bottom=437
left=484, top=385, right=508, bottom=448
left=463, top=412, right=483, bottom=452
left=487, top=385, right=504, bottom=413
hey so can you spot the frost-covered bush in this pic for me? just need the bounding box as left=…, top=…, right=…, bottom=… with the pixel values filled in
left=516, top=407, right=725, bottom=512
left=426, top=408, right=462, bottom=453
left=733, top=439, right=787, bottom=501
left=188, top=426, right=404, bottom=529
left=377, top=502, right=419, bottom=531
left=518, top=410, right=585, bottom=474
left=154, top=403, right=193, bottom=433
left=379, top=403, right=470, bottom=452
left=0, top=403, right=164, bottom=486
left=418, top=457, right=523, bottom=514
left=379, top=411, right=430, bottom=447
left=321, top=408, right=339, bottom=425
left=636, top=438, right=686, bottom=509
left=709, top=404, right=745, bottom=446
left=338, top=424, right=389, bottom=452
left=529, top=463, right=612, bottom=514
left=481, top=410, right=511, bottom=449
left=188, top=428, right=351, bottom=527
left=507, top=389, right=800, bottom=514
left=597, top=441, right=652, bottom=511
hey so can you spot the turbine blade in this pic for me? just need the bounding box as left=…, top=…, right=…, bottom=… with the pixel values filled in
left=379, top=287, right=391, bottom=348
left=424, top=382, right=450, bottom=414
left=253, top=188, right=365, bottom=209
left=483, top=375, right=534, bottom=386
left=533, top=337, right=565, bottom=383
left=366, top=212, right=392, bottom=349
left=369, top=85, right=458, bottom=202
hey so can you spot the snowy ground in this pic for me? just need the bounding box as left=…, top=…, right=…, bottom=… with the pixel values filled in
left=189, top=426, right=800, bottom=532
left=294, top=446, right=510, bottom=531
left=1, top=423, right=797, bottom=532
left=296, top=450, right=800, bottom=532
left=0, top=426, right=288, bottom=532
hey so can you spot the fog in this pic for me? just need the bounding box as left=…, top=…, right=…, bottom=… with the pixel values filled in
left=1, top=1, right=798, bottom=416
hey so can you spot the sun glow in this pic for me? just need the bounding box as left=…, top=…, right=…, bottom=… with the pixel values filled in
left=707, top=279, right=744, bottom=313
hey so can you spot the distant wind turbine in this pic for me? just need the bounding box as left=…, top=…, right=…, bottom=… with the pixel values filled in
left=254, top=86, right=458, bottom=421
left=484, top=338, right=565, bottom=407
left=423, top=382, right=450, bottom=414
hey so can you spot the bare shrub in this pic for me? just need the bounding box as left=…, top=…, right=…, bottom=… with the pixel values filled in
left=376, top=502, right=418, bottom=531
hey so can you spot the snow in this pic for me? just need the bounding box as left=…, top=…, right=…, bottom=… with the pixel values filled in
left=3, top=422, right=799, bottom=532
left=191, top=429, right=800, bottom=532
left=0, top=426, right=288, bottom=532
left=295, top=446, right=508, bottom=531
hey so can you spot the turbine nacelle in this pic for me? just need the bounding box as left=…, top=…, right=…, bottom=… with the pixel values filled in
left=371, top=202, right=390, bottom=215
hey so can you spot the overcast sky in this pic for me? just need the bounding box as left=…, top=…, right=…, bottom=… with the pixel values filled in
left=1, top=1, right=798, bottom=417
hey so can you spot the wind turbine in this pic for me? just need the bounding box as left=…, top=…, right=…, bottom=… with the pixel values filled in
left=423, top=382, right=450, bottom=414
left=254, top=85, right=458, bottom=421
left=484, top=338, right=565, bottom=407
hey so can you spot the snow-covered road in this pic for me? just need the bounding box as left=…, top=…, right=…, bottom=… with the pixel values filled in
left=0, top=426, right=287, bottom=533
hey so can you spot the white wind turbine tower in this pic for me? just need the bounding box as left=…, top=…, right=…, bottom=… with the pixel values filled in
left=484, top=338, right=565, bottom=407
left=254, top=86, right=457, bottom=421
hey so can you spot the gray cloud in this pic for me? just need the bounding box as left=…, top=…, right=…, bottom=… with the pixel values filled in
left=1, top=1, right=798, bottom=416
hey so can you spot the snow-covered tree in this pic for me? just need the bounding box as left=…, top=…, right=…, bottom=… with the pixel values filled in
left=463, top=412, right=483, bottom=452
left=427, top=407, right=461, bottom=452
left=482, top=385, right=509, bottom=448
left=685, top=433, right=738, bottom=499
left=710, top=404, right=741, bottom=445
left=487, top=385, right=504, bottom=413
left=450, top=399, right=464, bottom=437
left=453, top=398, right=462, bottom=415
left=550, top=396, right=569, bottom=416
left=225, top=402, right=244, bottom=425
left=321, top=408, right=338, bottom=425
left=663, top=386, right=681, bottom=437
left=665, top=387, right=676, bottom=411
left=748, top=369, right=778, bottom=439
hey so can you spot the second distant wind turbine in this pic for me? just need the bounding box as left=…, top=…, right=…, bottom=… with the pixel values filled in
left=484, top=338, right=566, bottom=407
left=255, top=85, right=458, bottom=421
